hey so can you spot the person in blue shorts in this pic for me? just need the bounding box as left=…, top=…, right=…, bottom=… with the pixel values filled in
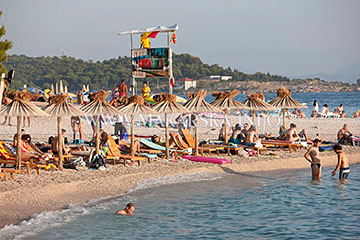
left=332, top=144, right=350, bottom=179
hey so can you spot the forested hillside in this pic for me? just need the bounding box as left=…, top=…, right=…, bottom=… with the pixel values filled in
left=4, top=54, right=290, bottom=91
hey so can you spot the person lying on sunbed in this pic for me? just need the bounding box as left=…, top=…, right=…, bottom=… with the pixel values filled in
left=38, top=136, right=54, bottom=153
left=118, top=139, right=140, bottom=154
left=150, top=135, right=176, bottom=148
left=115, top=203, right=135, bottom=215
left=13, top=129, right=26, bottom=147
left=229, top=124, right=242, bottom=144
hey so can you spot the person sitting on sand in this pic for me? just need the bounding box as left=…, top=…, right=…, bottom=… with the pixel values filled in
left=321, top=104, right=329, bottom=115
left=115, top=203, right=135, bottom=215
left=285, top=123, right=309, bottom=142
left=292, top=109, right=300, bottom=117
left=304, top=139, right=323, bottom=180
left=337, top=124, right=353, bottom=145
left=52, top=129, right=71, bottom=155
left=298, top=109, right=306, bottom=118
left=331, top=144, right=350, bottom=180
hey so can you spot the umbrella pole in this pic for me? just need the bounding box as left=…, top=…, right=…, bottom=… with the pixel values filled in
left=224, top=113, right=228, bottom=144
left=165, top=113, right=169, bottom=158
left=131, top=114, right=135, bottom=156
left=16, top=116, right=22, bottom=170
left=57, top=116, right=64, bottom=170
left=252, top=111, right=256, bottom=128
left=195, top=113, right=199, bottom=156
left=96, top=116, right=100, bottom=155
left=282, top=109, right=286, bottom=128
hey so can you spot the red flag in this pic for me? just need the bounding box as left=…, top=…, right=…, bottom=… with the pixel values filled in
left=148, top=31, right=159, bottom=38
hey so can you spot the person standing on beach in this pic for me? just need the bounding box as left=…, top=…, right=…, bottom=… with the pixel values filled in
left=331, top=144, right=350, bottom=180
left=119, top=79, right=128, bottom=97
left=304, top=139, right=322, bottom=180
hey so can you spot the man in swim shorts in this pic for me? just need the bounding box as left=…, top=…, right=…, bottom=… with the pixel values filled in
left=332, top=144, right=350, bottom=179
left=115, top=203, right=135, bottom=215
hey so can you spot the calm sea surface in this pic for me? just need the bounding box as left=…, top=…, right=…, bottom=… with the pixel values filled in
left=1, top=164, right=359, bottom=239
left=204, top=91, right=360, bottom=117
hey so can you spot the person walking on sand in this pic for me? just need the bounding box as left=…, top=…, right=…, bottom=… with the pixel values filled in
left=304, top=139, right=323, bottom=180
left=332, top=144, right=350, bottom=180
left=115, top=203, right=135, bottom=215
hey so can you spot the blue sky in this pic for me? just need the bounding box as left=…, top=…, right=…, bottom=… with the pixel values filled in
left=1, top=0, right=360, bottom=78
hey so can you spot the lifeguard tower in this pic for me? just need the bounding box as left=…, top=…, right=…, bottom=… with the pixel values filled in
left=118, top=24, right=178, bottom=94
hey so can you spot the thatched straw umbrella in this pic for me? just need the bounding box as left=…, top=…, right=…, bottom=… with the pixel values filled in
left=43, top=94, right=85, bottom=170
left=0, top=91, right=49, bottom=169
left=183, top=90, right=222, bottom=154
left=242, top=93, right=277, bottom=126
left=210, top=90, right=249, bottom=144
left=269, top=87, right=307, bottom=128
left=80, top=90, right=120, bottom=154
left=118, top=95, right=156, bottom=156
left=152, top=93, right=190, bottom=158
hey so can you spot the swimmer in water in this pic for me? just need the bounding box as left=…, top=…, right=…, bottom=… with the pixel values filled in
left=331, top=144, right=350, bottom=180
left=115, top=203, right=135, bottom=215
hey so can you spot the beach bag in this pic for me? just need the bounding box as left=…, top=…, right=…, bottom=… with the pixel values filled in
left=90, top=154, right=106, bottom=169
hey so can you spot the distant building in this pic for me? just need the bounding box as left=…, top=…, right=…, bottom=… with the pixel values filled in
left=204, top=75, right=232, bottom=81
left=177, top=77, right=197, bottom=90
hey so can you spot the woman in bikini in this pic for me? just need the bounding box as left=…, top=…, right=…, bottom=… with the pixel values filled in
left=304, top=139, right=322, bottom=180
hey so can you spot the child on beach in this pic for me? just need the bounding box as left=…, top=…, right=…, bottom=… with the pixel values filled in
left=115, top=203, right=135, bottom=215
left=304, top=139, right=322, bottom=180
left=331, top=144, right=350, bottom=179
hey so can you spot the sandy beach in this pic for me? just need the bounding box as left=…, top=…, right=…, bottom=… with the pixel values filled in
left=1, top=116, right=360, bottom=228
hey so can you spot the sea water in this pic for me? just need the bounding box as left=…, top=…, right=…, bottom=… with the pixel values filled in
left=1, top=164, right=359, bottom=239
left=205, top=91, right=360, bottom=117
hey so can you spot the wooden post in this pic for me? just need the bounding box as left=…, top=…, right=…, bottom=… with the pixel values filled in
left=131, top=114, right=135, bottom=156
left=195, top=113, right=199, bottom=156
left=16, top=116, right=22, bottom=170
left=224, top=113, right=228, bottom=144
left=252, top=111, right=257, bottom=128
left=57, top=116, right=63, bottom=170
left=165, top=113, right=169, bottom=158
left=282, top=109, right=286, bottom=128
left=95, top=116, right=100, bottom=155
left=0, top=76, right=4, bottom=109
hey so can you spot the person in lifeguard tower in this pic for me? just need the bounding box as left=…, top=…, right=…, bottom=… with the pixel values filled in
left=140, top=33, right=150, bottom=49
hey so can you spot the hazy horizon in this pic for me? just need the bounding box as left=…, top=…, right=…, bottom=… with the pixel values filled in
left=1, top=0, right=360, bottom=81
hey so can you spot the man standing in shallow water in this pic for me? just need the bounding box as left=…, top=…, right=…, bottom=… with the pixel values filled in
left=332, top=144, right=350, bottom=180
left=304, top=139, right=322, bottom=180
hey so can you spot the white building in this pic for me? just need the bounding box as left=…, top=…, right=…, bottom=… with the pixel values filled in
left=180, top=77, right=197, bottom=90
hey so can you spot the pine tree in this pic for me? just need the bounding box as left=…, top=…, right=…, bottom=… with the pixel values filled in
left=0, top=10, right=13, bottom=75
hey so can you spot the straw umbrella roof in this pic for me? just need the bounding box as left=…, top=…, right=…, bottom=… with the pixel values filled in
left=152, top=93, right=190, bottom=114
left=118, top=95, right=156, bottom=115
left=43, top=94, right=85, bottom=116
left=183, top=90, right=222, bottom=113
left=210, top=90, right=249, bottom=110
left=0, top=91, right=49, bottom=117
left=242, top=93, right=278, bottom=111
left=269, top=87, right=307, bottom=109
left=80, top=90, right=120, bottom=115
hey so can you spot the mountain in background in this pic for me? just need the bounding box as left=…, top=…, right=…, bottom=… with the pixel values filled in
left=294, top=62, right=360, bottom=83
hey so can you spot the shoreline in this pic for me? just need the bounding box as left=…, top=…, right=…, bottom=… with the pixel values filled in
left=1, top=152, right=360, bottom=229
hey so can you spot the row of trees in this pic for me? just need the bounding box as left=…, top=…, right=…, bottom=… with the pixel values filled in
left=5, top=53, right=290, bottom=92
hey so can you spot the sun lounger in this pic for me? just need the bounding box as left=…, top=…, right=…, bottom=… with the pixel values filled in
left=174, top=131, right=222, bottom=156
left=138, top=138, right=166, bottom=151
left=261, top=140, right=302, bottom=153
left=107, top=136, right=146, bottom=166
